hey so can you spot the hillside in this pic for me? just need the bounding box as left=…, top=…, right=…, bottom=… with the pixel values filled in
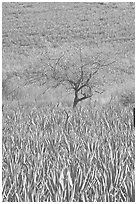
left=2, top=2, right=135, bottom=106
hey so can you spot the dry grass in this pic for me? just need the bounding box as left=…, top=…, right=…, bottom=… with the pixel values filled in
left=2, top=102, right=135, bottom=202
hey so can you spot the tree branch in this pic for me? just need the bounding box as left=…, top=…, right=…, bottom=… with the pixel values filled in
left=78, top=93, right=93, bottom=102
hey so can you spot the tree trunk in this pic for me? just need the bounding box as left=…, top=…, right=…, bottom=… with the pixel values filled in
left=73, top=99, right=79, bottom=108
left=73, top=90, right=90, bottom=108
left=73, top=91, right=79, bottom=108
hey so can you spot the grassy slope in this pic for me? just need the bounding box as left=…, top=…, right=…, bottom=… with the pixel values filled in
left=2, top=2, right=135, bottom=105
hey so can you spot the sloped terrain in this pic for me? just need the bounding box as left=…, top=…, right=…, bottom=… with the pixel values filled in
left=2, top=2, right=134, bottom=105
left=2, top=3, right=135, bottom=202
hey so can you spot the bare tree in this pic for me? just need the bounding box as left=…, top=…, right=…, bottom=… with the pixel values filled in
left=24, top=48, right=115, bottom=108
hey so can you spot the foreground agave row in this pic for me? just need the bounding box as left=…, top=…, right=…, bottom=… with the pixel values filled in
left=2, top=103, right=135, bottom=202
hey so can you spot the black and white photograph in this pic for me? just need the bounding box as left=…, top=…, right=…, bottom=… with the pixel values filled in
left=2, top=2, right=135, bottom=202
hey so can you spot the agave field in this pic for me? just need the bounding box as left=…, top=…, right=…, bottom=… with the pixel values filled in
left=2, top=102, right=135, bottom=202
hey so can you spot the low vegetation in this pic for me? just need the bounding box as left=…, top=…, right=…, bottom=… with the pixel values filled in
left=2, top=2, right=135, bottom=202
left=2, top=102, right=135, bottom=202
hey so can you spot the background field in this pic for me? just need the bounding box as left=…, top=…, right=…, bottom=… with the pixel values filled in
left=2, top=2, right=135, bottom=202
left=2, top=2, right=135, bottom=106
